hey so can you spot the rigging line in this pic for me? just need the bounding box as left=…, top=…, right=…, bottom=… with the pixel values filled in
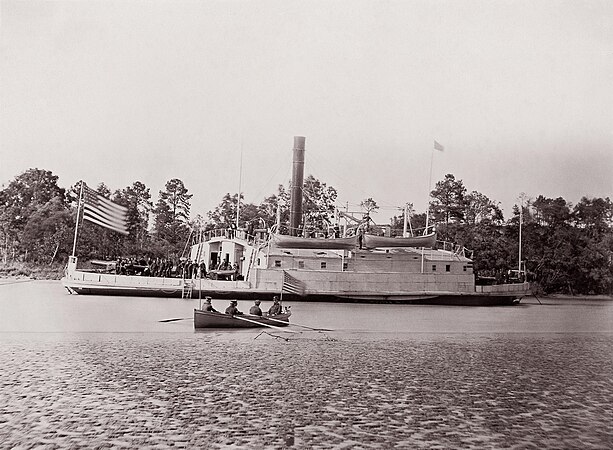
left=244, top=149, right=292, bottom=204
left=249, top=162, right=290, bottom=203
left=306, top=151, right=374, bottom=200
left=306, top=152, right=403, bottom=211
left=293, top=149, right=368, bottom=209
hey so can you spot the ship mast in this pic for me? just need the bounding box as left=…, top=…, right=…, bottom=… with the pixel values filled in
left=71, top=181, right=84, bottom=257
left=403, top=203, right=414, bottom=237
left=518, top=192, right=527, bottom=275
left=425, top=140, right=444, bottom=234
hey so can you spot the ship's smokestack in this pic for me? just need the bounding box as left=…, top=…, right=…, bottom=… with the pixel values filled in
left=289, top=136, right=305, bottom=236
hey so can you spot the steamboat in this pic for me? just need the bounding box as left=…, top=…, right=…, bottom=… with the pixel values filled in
left=62, top=137, right=530, bottom=305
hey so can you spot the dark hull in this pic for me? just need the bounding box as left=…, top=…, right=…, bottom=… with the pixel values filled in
left=332, top=294, right=521, bottom=306
left=67, top=285, right=183, bottom=297
left=66, top=284, right=523, bottom=306
left=62, top=268, right=528, bottom=306
left=194, top=310, right=291, bottom=328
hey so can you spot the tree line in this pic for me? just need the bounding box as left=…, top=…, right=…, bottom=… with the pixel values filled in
left=1, top=168, right=611, bottom=295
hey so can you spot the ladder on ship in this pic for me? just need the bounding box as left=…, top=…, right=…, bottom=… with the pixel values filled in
left=182, top=280, right=193, bottom=299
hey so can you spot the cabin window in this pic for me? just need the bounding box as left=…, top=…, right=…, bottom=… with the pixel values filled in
left=463, top=266, right=467, bottom=272
left=320, top=262, right=327, bottom=269
left=432, top=265, right=437, bottom=271
left=343, top=262, right=348, bottom=271
left=256, top=258, right=260, bottom=266
left=298, top=261, right=305, bottom=269
left=446, top=265, right=451, bottom=272
left=274, top=260, right=282, bottom=268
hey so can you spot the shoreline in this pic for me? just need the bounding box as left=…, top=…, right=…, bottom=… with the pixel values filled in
left=0, top=263, right=64, bottom=281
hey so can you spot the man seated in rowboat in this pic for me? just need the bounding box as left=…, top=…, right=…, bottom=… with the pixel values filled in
left=249, top=300, right=262, bottom=316
left=267, top=296, right=282, bottom=316
left=225, top=300, right=243, bottom=316
left=202, top=297, right=217, bottom=313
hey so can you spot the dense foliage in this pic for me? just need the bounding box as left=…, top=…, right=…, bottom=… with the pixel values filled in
left=391, top=175, right=612, bottom=296
left=1, top=168, right=611, bottom=295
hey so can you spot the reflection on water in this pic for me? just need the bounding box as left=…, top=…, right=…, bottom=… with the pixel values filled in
left=0, top=281, right=612, bottom=448
left=0, top=280, right=611, bottom=334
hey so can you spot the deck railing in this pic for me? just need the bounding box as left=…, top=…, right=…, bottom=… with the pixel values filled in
left=72, top=271, right=184, bottom=286
left=196, top=228, right=268, bottom=245
left=436, top=240, right=474, bottom=259
left=194, top=227, right=475, bottom=260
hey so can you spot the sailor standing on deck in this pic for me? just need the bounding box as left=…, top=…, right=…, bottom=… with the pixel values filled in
left=249, top=300, right=263, bottom=316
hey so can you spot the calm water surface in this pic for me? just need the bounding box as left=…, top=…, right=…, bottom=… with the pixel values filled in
left=1, top=280, right=612, bottom=449
left=1, top=280, right=611, bottom=334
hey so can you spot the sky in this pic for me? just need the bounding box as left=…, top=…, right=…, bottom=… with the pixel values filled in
left=1, top=0, right=612, bottom=224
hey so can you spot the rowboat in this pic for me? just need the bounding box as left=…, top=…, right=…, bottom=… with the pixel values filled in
left=194, top=309, right=292, bottom=328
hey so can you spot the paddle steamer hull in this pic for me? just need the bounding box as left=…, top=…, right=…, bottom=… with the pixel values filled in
left=62, top=224, right=531, bottom=306
left=62, top=267, right=528, bottom=305
left=194, top=310, right=291, bottom=328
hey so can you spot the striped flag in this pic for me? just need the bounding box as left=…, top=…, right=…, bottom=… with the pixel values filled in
left=82, top=183, right=129, bottom=235
left=434, top=140, right=444, bottom=151
left=282, top=270, right=306, bottom=296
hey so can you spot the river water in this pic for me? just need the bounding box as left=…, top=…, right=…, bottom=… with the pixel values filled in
left=0, top=280, right=611, bottom=449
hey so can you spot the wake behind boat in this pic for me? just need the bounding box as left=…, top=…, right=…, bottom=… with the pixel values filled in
left=194, top=309, right=291, bottom=328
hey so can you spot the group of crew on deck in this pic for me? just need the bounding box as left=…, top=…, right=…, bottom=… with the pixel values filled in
left=114, top=257, right=206, bottom=279
left=202, top=295, right=284, bottom=316
left=112, top=257, right=244, bottom=280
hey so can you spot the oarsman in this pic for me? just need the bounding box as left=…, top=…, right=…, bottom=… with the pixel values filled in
left=225, top=300, right=243, bottom=316
left=267, top=296, right=282, bottom=316
left=249, top=300, right=263, bottom=316
left=202, top=297, right=217, bottom=313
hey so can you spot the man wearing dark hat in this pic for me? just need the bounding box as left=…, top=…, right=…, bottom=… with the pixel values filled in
left=225, top=300, right=243, bottom=316
left=249, top=300, right=263, bottom=316
left=203, top=296, right=217, bottom=313
left=267, top=296, right=282, bottom=316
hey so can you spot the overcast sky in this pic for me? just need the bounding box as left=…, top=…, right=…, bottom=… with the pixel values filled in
left=1, top=0, right=611, bottom=223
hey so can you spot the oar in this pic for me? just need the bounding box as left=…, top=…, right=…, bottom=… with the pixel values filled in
left=159, top=317, right=193, bottom=323
left=0, top=279, right=34, bottom=286
left=233, top=315, right=299, bottom=333
left=265, top=316, right=332, bottom=332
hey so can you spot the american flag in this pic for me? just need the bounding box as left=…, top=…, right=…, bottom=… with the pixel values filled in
left=282, top=271, right=306, bottom=296
left=82, top=183, right=129, bottom=235
left=434, top=140, right=444, bottom=151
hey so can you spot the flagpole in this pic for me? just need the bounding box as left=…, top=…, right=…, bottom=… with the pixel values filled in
left=424, top=145, right=435, bottom=235
left=71, top=181, right=84, bottom=257
left=236, top=141, right=243, bottom=230
left=518, top=192, right=526, bottom=274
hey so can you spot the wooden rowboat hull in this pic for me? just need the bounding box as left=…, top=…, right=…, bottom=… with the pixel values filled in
left=194, top=309, right=291, bottom=328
